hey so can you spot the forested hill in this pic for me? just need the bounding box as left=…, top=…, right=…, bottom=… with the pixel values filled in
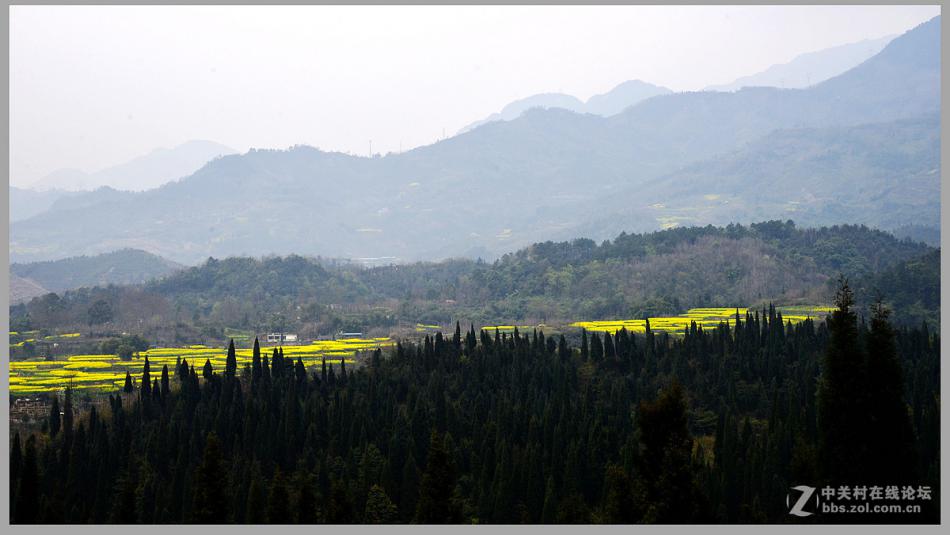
left=11, top=222, right=938, bottom=340
left=12, top=249, right=182, bottom=293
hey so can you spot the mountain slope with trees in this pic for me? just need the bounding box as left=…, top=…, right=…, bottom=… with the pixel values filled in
left=573, top=114, right=940, bottom=241
left=11, top=249, right=183, bottom=293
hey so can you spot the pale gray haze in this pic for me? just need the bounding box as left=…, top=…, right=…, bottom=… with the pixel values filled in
left=10, top=4, right=940, bottom=187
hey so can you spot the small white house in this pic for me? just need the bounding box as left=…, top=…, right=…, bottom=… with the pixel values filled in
left=265, top=333, right=298, bottom=344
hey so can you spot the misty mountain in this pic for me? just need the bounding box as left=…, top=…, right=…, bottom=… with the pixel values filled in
left=584, top=80, right=675, bottom=116
left=705, top=34, right=895, bottom=91
left=9, top=16, right=940, bottom=265
left=11, top=248, right=183, bottom=293
left=891, top=224, right=941, bottom=247
left=29, top=139, right=236, bottom=191
left=570, top=114, right=940, bottom=242
left=9, top=187, right=82, bottom=222
left=458, top=80, right=672, bottom=133
left=459, top=93, right=585, bottom=133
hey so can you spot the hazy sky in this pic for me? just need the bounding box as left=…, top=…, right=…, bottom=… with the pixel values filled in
left=10, top=4, right=941, bottom=187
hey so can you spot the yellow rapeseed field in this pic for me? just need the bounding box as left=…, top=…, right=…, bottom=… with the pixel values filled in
left=570, top=306, right=832, bottom=334
left=9, top=337, right=392, bottom=395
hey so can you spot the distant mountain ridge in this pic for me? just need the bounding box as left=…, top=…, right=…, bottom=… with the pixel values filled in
left=9, top=16, right=940, bottom=265
left=458, top=80, right=672, bottom=133
left=9, top=187, right=83, bottom=222
left=460, top=33, right=899, bottom=135
left=28, top=140, right=236, bottom=192
left=705, top=34, right=895, bottom=91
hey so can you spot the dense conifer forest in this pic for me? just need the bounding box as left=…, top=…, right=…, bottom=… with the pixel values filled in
left=10, top=281, right=939, bottom=523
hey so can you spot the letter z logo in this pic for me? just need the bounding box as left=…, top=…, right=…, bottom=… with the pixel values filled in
left=787, top=485, right=817, bottom=517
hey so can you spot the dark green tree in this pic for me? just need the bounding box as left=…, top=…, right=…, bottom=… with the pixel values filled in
left=636, top=381, right=704, bottom=522
left=225, top=338, right=237, bottom=378
left=63, top=387, right=74, bottom=440
left=48, top=395, right=61, bottom=438
left=87, top=299, right=113, bottom=326
left=602, top=464, right=636, bottom=523
left=864, top=299, right=916, bottom=482
left=13, top=435, right=39, bottom=523
left=245, top=468, right=267, bottom=524
left=252, top=337, right=262, bottom=381
left=364, top=484, right=398, bottom=523
left=191, top=433, right=229, bottom=523
left=414, top=431, right=459, bottom=523
left=160, top=365, right=170, bottom=398
left=266, top=468, right=291, bottom=523
left=817, top=277, right=868, bottom=483
left=141, top=357, right=152, bottom=399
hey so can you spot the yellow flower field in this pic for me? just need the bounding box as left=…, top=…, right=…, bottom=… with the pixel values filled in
left=570, top=306, right=833, bottom=334
left=8, top=337, right=392, bottom=395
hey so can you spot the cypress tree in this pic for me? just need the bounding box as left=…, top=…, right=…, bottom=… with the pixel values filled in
left=292, top=470, right=318, bottom=524
left=603, top=332, right=616, bottom=361
left=203, top=359, right=214, bottom=380
left=141, top=357, right=152, bottom=398
left=10, top=432, right=22, bottom=503
left=414, top=431, right=459, bottom=523
left=864, top=299, right=916, bottom=483
left=14, top=435, right=39, bottom=523
left=271, top=348, right=281, bottom=378
left=295, top=358, right=307, bottom=385
left=602, top=464, right=636, bottom=523
left=636, top=380, right=704, bottom=522
left=178, top=358, right=189, bottom=383
left=252, top=337, right=262, bottom=381
left=399, top=453, right=420, bottom=522
left=581, top=329, right=589, bottom=361
left=160, top=365, right=170, bottom=399
left=123, top=370, right=133, bottom=393
left=817, top=277, right=867, bottom=484
left=590, top=333, right=604, bottom=362
left=109, top=467, right=138, bottom=523
left=266, top=468, right=291, bottom=523
left=364, top=484, right=398, bottom=523
left=225, top=338, right=237, bottom=378
left=63, top=387, right=74, bottom=440
left=327, top=479, right=354, bottom=523
left=245, top=464, right=267, bottom=524
left=48, top=395, right=61, bottom=438
left=541, top=476, right=557, bottom=524
left=191, top=433, right=229, bottom=523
